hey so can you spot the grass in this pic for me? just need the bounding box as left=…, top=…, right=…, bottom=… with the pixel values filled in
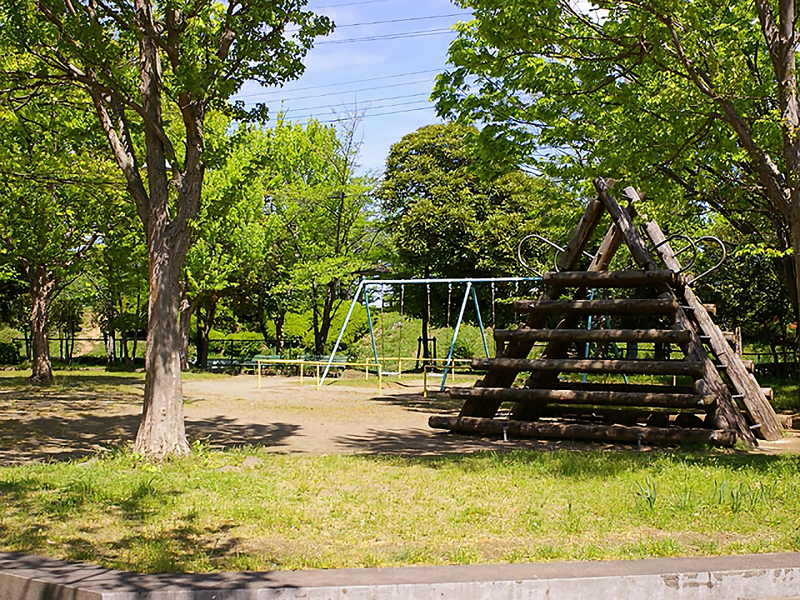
left=0, top=447, right=799, bottom=573
left=0, top=368, right=798, bottom=574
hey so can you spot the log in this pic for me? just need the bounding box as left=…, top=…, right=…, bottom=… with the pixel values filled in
left=514, top=298, right=679, bottom=316
left=539, top=407, right=701, bottom=426
left=646, top=220, right=781, bottom=441
left=471, top=357, right=704, bottom=377
left=594, top=180, right=658, bottom=270
left=428, top=415, right=736, bottom=447
left=542, top=269, right=684, bottom=288
left=556, top=381, right=697, bottom=395
left=494, top=328, right=691, bottom=344
left=450, top=386, right=714, bottom=408
left=555, top=195, right=606, bottom=271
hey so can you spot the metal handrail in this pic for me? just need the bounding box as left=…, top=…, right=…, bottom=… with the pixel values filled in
left=687, top=236, right=726, bottom=285
left=517, top=233, right=595, bottom=275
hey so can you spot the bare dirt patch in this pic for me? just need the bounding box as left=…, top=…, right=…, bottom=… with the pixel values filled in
left=0, top=373, right=797, bottom=465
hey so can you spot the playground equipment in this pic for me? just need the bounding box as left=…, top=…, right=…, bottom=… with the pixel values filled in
left=320, top=277, right=541, bottom=388
left=430, top=179, right=782, bottom=448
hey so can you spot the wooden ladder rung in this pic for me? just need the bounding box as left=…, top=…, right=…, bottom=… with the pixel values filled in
left=542, top=270, right=684, bottom=288
left=471, top=357, right=704, bottom=377
left=556, top=381, right=697, bottom=395
left=514, top=298, right=679, bottom=316
left=494, top=328, right=692, bottom=344
left=450, top=386, right=714, bottom=408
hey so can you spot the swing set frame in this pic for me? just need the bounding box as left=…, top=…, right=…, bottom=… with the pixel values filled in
left=320, top=277, right=541, bottom=389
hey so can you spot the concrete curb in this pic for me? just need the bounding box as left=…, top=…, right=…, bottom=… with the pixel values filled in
left=1, top=551, right=800, bottom=599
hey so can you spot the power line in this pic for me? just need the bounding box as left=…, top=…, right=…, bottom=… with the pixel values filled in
left=280, top=91, right=430, bottom=115
left=284, top=99, right=432, bottom=121
left=236, top=68, right=443, bottom=98
left=236, top=77, right=435, bottom=102
left=316, top=28, right=454, bottom=45
left=333, top=13, right=470, bottom=28
left=287, top=101, right=433, bottom=124
left=317, top=105, right=435, bottom=123
left=313, top=0, right=393, bottom=9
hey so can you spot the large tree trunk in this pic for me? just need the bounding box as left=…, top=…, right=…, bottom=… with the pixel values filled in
left=27, top=267, right=56, bottom=384
left=133, top=230, right=191, bottom=458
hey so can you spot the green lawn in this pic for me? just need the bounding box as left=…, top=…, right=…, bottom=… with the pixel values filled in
left=0, top=368, right=797, bottom=574
left=0, top=447, right=798, bottom=573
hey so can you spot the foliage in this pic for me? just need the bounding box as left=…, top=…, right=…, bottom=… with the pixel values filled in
left=378, top=122, right=577, bottom=330
left=0, top=340, right=21, bottom=364
left=259, top=117, right=379, bottom=354
left=432, top=0, right=800, bottom=316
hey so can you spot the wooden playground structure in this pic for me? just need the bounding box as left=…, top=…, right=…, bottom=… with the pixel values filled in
left=430, top=179, right=783, bottom=448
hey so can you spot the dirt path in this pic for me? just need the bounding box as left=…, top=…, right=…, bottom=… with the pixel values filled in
left=0, top=373, right=797, bottom=465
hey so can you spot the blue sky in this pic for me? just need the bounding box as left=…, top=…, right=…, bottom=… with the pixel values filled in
left=234, top=0, right=473, bottom=174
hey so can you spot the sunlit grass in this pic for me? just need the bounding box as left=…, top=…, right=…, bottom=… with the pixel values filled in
left=0, top=447, right=798, bottom=573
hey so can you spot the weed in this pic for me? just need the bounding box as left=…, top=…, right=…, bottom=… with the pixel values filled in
left=635, top=477, right=658, bottom=511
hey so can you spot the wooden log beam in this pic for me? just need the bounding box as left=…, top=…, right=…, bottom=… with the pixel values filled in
left=494, top=328, right=692, bottom=344
left=594, top=180, right=658, bottom=270
left=542, top=270, right=684, bottom=288
left=645, top=220, right=782, bottom=441
left=471, top=357, right=705, bottom=377
left=514, top=298, right=679, bottom=316
left=428, top=415, right=736, bottom=447
left=539, top=407, right=706, bottom=426
left=555, top=381, right=697, bottom=394
left=450, top=386, right=714, bottom=408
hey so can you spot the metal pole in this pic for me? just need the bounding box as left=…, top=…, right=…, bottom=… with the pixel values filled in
left=471, top=284, right=489, bottom=358
left=364, top=285, right=379, bottom=373
left=441, top=282, right=472, bottom=391
left=320, top=280, right=364, bottom=384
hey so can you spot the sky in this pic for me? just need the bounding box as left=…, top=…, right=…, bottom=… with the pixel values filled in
left=233, top=0, right=473, bottom=174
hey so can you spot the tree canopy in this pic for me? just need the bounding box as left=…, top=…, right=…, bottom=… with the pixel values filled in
left=1, top=0, right=333, bottom=458
left=433, top=0, right=800, bottom=316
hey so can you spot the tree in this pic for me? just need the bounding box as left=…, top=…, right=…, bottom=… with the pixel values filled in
left=433, top=0, right=800, bottom=318
left=180, top=121, right=271, bottom=369
left=378, top=123, right=579, bottom=345
left=89, top=204, right=147, bottom=364
left=2, top=1, right=332, bottom=457
left=0, top=89, right=116, bottom=383
left=265, top=118, right=378, bottom=355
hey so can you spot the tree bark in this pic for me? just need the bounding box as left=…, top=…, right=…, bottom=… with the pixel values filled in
left=274, top=310, right=286, bottom=354
left=27, top=267, right=56, bottom=384
left=134, top=229, right=191, bottom=458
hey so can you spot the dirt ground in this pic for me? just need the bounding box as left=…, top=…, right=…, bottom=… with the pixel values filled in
left=0, top=373, right=797, bottom=465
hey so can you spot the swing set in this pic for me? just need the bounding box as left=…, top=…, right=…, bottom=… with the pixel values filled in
left=320, top=277, right=541, bottom=389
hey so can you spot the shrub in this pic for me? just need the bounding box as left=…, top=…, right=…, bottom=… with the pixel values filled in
left=0, top=340, right=22, bottom=365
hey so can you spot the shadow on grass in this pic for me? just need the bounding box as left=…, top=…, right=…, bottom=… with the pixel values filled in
left=0, top=374, right=146, bottom=390
left=0, top=413, right=302, bottom=465
left=335, top=429, right=798, bottom=479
